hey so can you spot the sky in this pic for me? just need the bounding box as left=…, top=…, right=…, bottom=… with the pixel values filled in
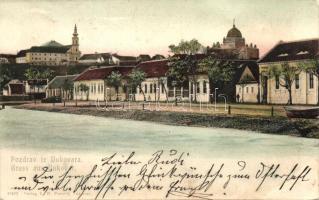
left=0, top=0, right=318, bottom=57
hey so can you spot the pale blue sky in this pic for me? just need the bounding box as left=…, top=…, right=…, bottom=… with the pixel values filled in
left=0, top=0, right=318, bottom=56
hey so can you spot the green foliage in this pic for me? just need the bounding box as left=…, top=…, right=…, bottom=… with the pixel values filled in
left=128, top=69, right=146, bottom=90
left=62, top=79, right=74, bottom=92
left=168, top=39, right=202, bottom=55
left=24, top=68, right=54, bottom=80
left=199, top=56, right=235, bottom=86
left=78, top=83, right=89, bottom=100
left=105, top=71, right=122, bottom=92
left=78, top=83, right=89, bottom=92
left=297, top=59, right=319, bottom=77
left=269, top=62, right=300, bottom=89
left=167, top=56, right=194, bottom=86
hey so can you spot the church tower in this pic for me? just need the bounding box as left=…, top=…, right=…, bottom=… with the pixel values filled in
left=68, top=24, right=81, bottom=63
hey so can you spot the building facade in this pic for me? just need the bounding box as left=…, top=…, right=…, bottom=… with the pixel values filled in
left=135, top=59, right=212, bottom=103
left=258, top=39, right=319, bottom=105
left=235, top=65, right=259, bottom=103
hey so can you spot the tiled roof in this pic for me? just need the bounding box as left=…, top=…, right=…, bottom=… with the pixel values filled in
left=47, top=75, right=78, bottom=89
left=136, top=59, right=169, bottom=77
left=233, top=60, right=259, bottom=83
left=80, top=53, right=111, bottom=60
left=258, top=39, right=319, bottom=63
left=0, top=54, right=16, bottom=58
left=29, top=45, right=72, bottom=54
left=112, top=54, right=137, bottom=61
left=118, top=60, right=137, bottom=66
left=74, top=66, right=134, bottom=81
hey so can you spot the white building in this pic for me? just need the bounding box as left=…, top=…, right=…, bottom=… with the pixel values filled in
left=79, top=53, right=112, bottom=65
left=235, top=64, right=259, bottom=103
left=16, top=50, right=27, bottom=63
left=73, top=66, right=134, bottom=101
left=135, top=59, right=211, bottom=103
left=258, top=39, right=319, bottom=105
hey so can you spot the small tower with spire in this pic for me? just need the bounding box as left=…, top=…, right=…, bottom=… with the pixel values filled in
left=72, top=24, right=78, bottom=46
left=68, top=24, right=81, bottom=63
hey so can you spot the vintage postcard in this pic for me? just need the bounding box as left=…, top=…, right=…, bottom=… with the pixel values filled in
left=0, top=0, right=318, bottom=199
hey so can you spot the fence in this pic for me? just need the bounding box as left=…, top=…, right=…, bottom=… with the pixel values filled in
left=92, top=99, right=286, bottom=117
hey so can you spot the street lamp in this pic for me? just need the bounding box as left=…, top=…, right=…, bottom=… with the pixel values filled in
left=218, top=94, right=228, bottom=111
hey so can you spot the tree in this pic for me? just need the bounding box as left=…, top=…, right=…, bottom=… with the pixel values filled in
left=298, top=58, right=319, bottom=105
left=199, top=56, right=235, bottom=102
left=128, top=69, right=146, bottom=101
left=105, top=71, right=122, bottom=101
left=168, top=39, right=203, bottom=102
left=158, top=77, right=168, bottom=102
left=79, top=83, right=89, bottom=101
left=169, top=39, right=202, bottom=55
left=24, top=68, right=38, bottom=79
left=61, top=79, right=74, bottom=106
left=269, top=62, right=300, bottom=105
left=40, top=68, right=54, bottom=80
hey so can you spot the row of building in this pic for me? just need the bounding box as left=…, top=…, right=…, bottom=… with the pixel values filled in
left=2, top=25, right=164, bottom=66
left=2, top=24, right=318, bottom=105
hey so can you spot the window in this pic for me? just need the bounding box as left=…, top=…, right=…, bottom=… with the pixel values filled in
left=251, top=87, right=254, bottom=93
left=246, top=87, right=248, bottom=93
left=196, top=82, right=200, bottom=93
left=150, top=84, right=153, bottom=93
left=309, top=73, right=314, bottom=89
left=295, top=74, right=299, bottom=89
left=144, top=84, right=148, bottom=93
left=154, top=84, right=157, bottom=92
left=203, top=81, right=207, bottom=93
left=275, top=75, right=280, bottom=89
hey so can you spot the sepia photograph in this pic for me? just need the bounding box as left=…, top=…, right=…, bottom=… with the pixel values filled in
left=0, top=0, right=318, bottom=199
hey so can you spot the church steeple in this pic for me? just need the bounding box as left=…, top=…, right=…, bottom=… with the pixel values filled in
left=73, top=24, right=78, bottom=36
left=72, top=24, right=79, bottom=46
left=68, top=24, right=81, bottom=63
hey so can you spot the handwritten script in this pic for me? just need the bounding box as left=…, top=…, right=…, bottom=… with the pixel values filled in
left=11, top=150, right=312, bottom=200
